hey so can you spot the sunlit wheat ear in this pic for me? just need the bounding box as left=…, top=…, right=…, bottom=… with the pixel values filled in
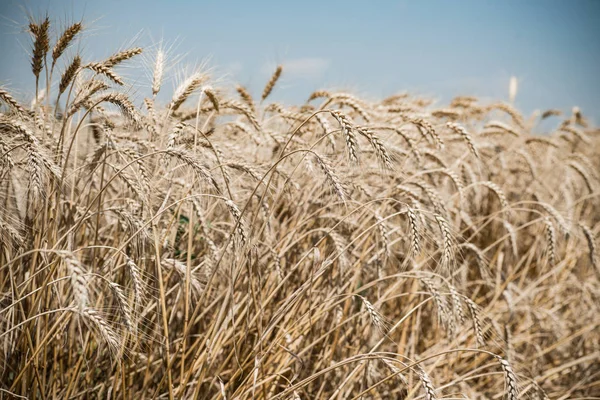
left=225, top=160, right=263, bottom=182
left=509, top=76, right=518, bottom=103
left=355, top=126, right=393, bottom=169
left=381, top=359, right=408, bottom=385
left=525, top=136, right=559, bottom=150
left=437, top=167, right=464, bottom=201
left=487, top=102, right=525, bottom=128
left=485, top=120, right=520, bottom=136
left=5, top=120, right=59, bottom=198
left=60, top=252, right=88, bottom=310
left=450, top=95, right=478, bottom=107
left=224, top=199, right=248, bottom=246
left=29, top=16, right=50, bottom=85
left=464, top=297, right=485, bottom=346
left=267, top=248, right=283, bottom=281
left=262, top=64, right=282, bottom=101
left=171, top=72, right=208, bottom=111
left=165, top=149, right=220, bottom=190
left=579, top=224, right=598, bottom=272
left=407, top=207, right=421, bottom=257
left=411, top=180, right=446, bottom=216
left=434, top=214, right=454, bottom=272
left=86, top=62, right=124, bottom=85
left=93, top=93, right=143, bottom=128
left=102, top=47, right=143, bottom=67
left=449, top=284, right=466, bottom=325
left=315, top=113, right=335, bottom=151
left=420, top=277, right=450, bottom=329
left=415, top=365, right=438, bottom=400
left=0, top=217, right=24, bottom=246
left=58, top=56, right=81, bottom=96
left=335, top=95, right=371, bottom=122
left=571, top=106, right=588, bottom=126
left=447, top=122, right=479, bottom=159
left=152, top=49, right=164, bottom=96
left=478, top=181, right=509, bottom=211
left=162, top=258, right=204, bottom=297
left=202, top=86, right=220, bottom=112
left=0, top=87, right=26, bottom=116
left=541, top=109, right=562, bottom=119
left=121, top=147, right=150, bottom=192
left=124, top=255, right=146, bottom=305
left=327, top=230, right=349, bottom=270
left=357, top=295, right=387, bottom=333
left=514, top=148, right=536, bottom=179
left=330, top=110, right=359, bottom=162
left=222, top=100, right=261, bottom=131
left=375, top=213, right=391, bottom=258
left=560, top=125, right=591, bottom=144
left=167, top=122, right=184, bottom=150
left=144, top=96, right=156, bottom=120
left=461, top=242, right=491, bottom=279
left=108, top=282, right=135, bottom=333
left=538, top=202, right=568, bottom=234
left=313, top=154, right=347, bottom=201
left=543, top=217, right=556, bottom=266
left=409, top=117, right=444, bottom=149
left=567, top=161, right=594, bottom=193
left=503, top=221, right=519, bottom=258
left=306, top=90, right=330, bottom=102
left=68, top=80, right=109, bottom=115
left=495, top=355, right=519, bottom=400
left=52, top=22, right=82, bottom=65
left=79, top=307, right=120, bottom=353
left=386, top=126, right=421, bottom=163
left=569, top=153, right=600, bottom=182
left=236, top=85, right=255, bottom=112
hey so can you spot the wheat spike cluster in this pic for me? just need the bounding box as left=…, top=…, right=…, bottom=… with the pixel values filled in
left=0, top=17, right=599, bottom=400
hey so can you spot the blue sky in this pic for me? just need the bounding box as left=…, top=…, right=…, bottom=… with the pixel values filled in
left=1, top=1, right=599, bottom=123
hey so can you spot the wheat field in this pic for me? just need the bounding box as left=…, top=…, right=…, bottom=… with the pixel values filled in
left=0, top=16, right=599, bottom=399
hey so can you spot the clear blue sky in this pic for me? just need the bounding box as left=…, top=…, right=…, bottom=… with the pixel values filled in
left=1, top=0, right=599, bottom=123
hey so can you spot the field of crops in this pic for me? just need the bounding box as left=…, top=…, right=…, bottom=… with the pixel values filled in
left=1, top=16, right=599, bottom=399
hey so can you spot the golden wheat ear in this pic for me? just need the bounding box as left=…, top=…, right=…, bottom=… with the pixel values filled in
left=29, top=16, right=50, bottom=94
left=52, top=22, right=82, bottom=66
left=261, top=64, right=282, bottom=101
